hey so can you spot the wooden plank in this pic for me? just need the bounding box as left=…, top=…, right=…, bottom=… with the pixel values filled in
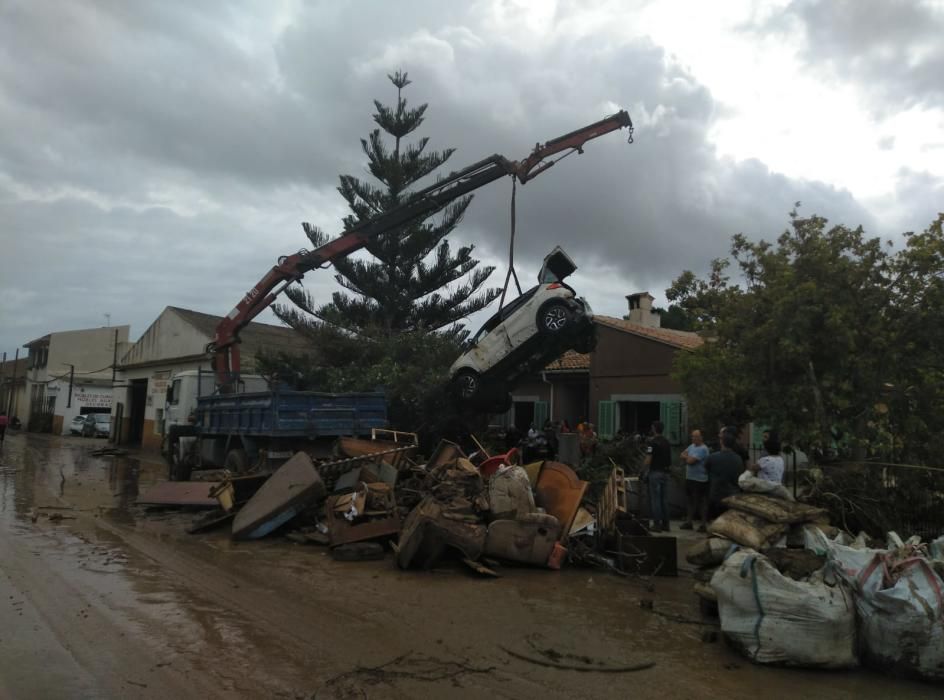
left=136, top=482, right=220, bottom=508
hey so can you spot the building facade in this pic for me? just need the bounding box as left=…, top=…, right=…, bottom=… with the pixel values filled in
left=114, top=306, right=309, bottom=451
left=21, top=325, right=131, bottom=435
left=499, top=292, right=703, bottom=445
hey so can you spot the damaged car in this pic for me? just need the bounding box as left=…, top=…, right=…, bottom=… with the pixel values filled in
left=449, top=247, right=595, bottom=407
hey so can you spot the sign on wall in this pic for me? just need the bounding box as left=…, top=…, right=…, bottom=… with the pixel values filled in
left=74, top=387, right=112, bottom=409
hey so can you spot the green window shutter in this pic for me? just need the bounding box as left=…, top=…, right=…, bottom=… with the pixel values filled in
left=660, top=400, right=682, bottom=444
left=751, top=423, right=771, bottom=450
left=534, top=401, right=549, bottom=430
left=598, top=400, right=615, bottom=439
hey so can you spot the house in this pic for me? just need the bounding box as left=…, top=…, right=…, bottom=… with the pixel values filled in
left=504, top=292, right=703, bottom=444
left=0, top=355, right=28, bottom=425
left=114, top=306, right=309, bottom=450
left=20, top=325, right=131, bottom=435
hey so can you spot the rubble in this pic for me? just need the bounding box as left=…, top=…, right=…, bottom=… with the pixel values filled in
left=232, top=451, right=326, bottom=539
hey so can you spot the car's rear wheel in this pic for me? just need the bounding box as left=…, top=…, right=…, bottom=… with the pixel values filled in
left=572, top=329, right=597, bottom=354
left=452, top=369, right=481, bottom=401
left=491, top=392, right=513, bottom=414
left=539, top=301, right=573, bottom=334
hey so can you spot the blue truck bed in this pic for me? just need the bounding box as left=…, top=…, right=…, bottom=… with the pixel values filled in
left=196, top=390, right=387, bottom=438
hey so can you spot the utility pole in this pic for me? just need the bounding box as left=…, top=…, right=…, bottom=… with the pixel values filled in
left=66, top=364, right=75, bottom=408
left=8, top=348, right=18, bottom=417
left=112, top=328, right=118, bottom=382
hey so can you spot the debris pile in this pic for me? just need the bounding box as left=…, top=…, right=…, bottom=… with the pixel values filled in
left=136, top=427, right=685, bottom=583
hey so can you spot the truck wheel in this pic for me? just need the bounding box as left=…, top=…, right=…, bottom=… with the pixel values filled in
left=224, top=448, right=249, bottom=473
left=539, top=301, right=573, bottom=334
left=452, top=369, right=481, bottom=401
left=165, top=425, right=195, bottom=481
left=170, top=451, right=192, bottom=482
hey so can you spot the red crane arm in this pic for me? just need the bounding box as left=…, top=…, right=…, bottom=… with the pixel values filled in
left=211, top=110, right=633, bottom=388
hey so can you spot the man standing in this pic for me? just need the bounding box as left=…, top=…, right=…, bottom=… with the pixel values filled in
left=645, top=421, right=672, bottom=532
left=705, top=431, right=744, bottom=518
left=680, top=429, right=710, bottom=532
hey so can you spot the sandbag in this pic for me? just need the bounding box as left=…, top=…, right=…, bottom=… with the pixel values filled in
left=737, top=471, right=794, bottom=500
left=808, top=528, right=944, bottom=680
left=710, top=549, right=857, bottom=668
left=856, top=558, right=944, bottom=680
left=723, top=493, right=827, bottom=524
left=709, top=510, right=787, bottom=551
left=693, top=581, right=717, bottom=602
left=686, top=537, right=735, bottom=567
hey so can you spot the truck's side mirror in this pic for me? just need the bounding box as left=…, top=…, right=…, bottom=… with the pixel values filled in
left=165, top=385, right=173, bottom=403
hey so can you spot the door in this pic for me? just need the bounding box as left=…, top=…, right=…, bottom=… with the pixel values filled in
left=659, top=400, right=683, bottom=445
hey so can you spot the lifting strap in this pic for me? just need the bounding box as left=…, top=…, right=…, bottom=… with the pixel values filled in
left=498, top=178, right=523, bottom=311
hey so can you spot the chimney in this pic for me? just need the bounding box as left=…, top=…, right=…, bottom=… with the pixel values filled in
left=624, top=292, right=660, bottom=328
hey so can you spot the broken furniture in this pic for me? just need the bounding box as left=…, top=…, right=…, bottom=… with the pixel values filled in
left=325, top=480, right=400, bottom=547
left=484, top=513, right=561, bottom=566
left=209, top=473, right=270, bottom=512
left=336, top=428, right=418, bottom=468
left=232, top=451, right=326, bottom=539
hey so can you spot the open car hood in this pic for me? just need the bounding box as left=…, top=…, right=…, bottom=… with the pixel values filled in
left=538, top=246, right=577, bottom=284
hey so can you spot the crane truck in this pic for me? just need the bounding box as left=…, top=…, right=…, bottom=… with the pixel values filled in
left=163, top=110, right=634, bottom=480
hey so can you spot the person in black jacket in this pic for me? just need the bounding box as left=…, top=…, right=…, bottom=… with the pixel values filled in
left=645, top=421, right=672, bottom=532
left=706, top=430, right=744, bottom=518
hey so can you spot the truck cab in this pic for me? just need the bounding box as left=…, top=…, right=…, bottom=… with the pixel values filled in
left=164, top=370, right=268, bottom=431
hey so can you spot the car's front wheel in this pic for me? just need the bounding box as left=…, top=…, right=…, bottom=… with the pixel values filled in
left=539, top=301, right=573, bottom=334
left=452, top=368, right=481, bottom=401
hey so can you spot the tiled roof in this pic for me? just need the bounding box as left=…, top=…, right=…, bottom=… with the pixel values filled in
left=545, top=350, right=590, bottom=371
left=594, top=316, right=704, bottom=350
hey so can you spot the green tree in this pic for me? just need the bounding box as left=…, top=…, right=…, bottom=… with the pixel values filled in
left=669, top=210, right=944, bottom=463
left=268, top=72, right=500, bottom=431
left=277, top=70, right=499, bottom=337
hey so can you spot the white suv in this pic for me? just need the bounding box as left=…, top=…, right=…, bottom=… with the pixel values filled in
left=450, top=247, right=594, bottom=406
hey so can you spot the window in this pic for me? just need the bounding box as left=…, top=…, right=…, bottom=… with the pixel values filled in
left=169, top=379, right=181, bottom=405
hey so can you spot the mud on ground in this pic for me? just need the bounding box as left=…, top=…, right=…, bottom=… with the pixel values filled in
left=0, top=433, right=936, bottom=699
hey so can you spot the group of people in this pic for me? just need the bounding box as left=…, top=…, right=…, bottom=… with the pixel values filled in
left=644, top=421, right=784, bottom=533
left=506, top=417, right=598, bottom=462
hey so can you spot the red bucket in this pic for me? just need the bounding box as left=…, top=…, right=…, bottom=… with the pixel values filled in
left=478, top=448, right=518, bottom=479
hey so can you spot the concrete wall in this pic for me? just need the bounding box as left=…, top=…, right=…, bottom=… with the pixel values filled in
left=589, top=325, right=684, bottom=424
left=121, top=310, right=206, bottom=366
left=47, top=326, right=129, bottom=378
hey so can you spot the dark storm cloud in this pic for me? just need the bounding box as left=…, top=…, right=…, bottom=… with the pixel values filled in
left=749, top=0, right=944, bottom=112
left=0, top=1, right=897, bottom=354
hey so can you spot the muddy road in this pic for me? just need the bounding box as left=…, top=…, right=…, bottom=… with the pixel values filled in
left=0, top=432, right=936, bottom=699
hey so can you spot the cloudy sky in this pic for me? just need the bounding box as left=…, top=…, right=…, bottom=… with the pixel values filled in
left=1, top=0, right=942, bottom=358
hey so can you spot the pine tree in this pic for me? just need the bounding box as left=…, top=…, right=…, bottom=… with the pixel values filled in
left=277, top=71, right=499, bottom=338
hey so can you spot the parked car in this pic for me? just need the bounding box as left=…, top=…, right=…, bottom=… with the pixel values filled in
left=449, top=247, right=595, bottom=406
left=82, top=413, right=111, bottom=438
left=69, top=415, right=87, bottom=435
